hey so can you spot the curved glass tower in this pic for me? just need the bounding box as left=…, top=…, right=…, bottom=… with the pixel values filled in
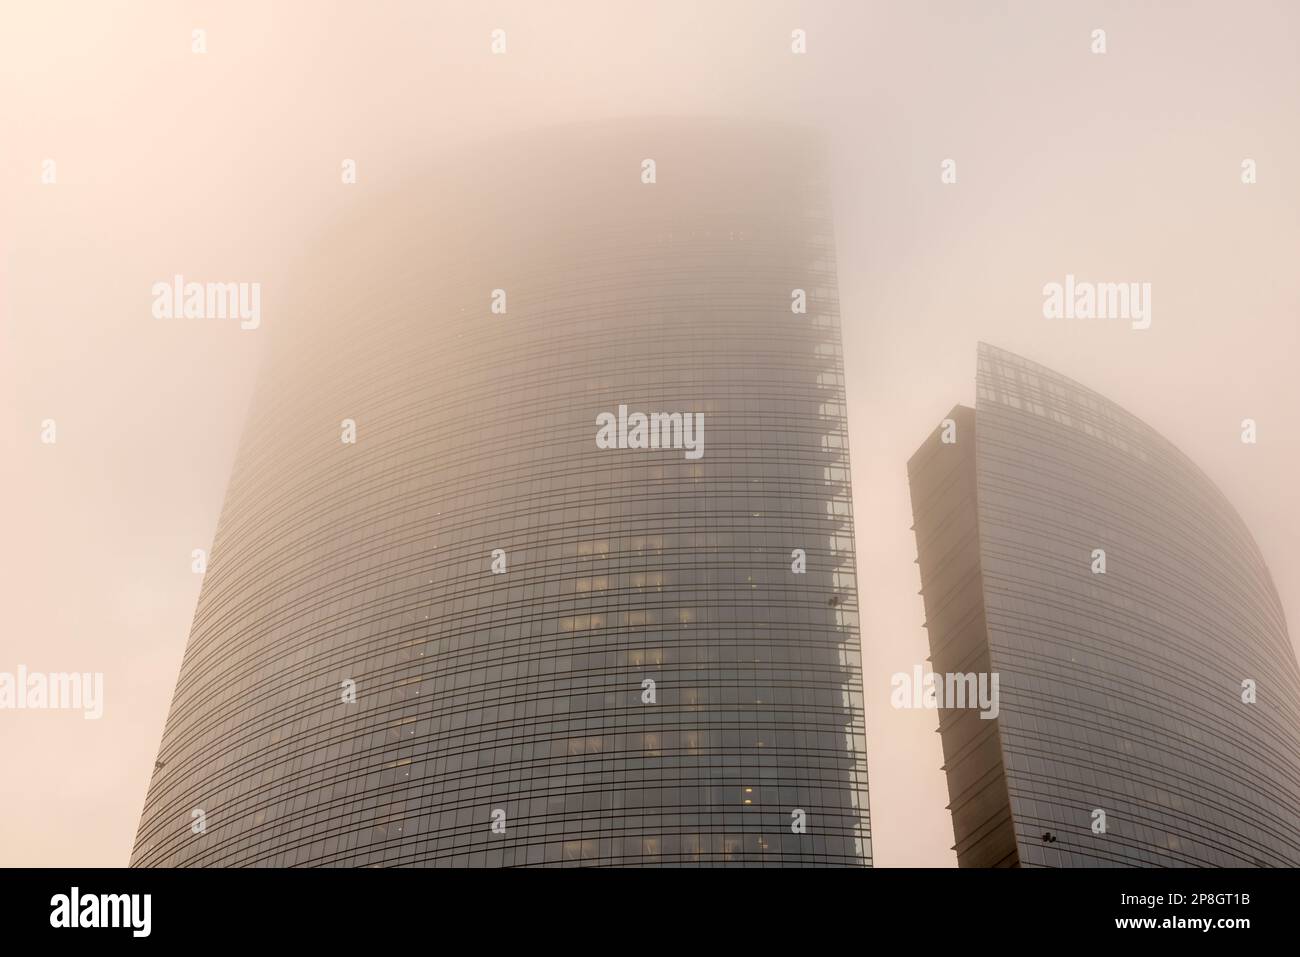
left=909, top=342, right=1300, bottom=867
left=130, top=120, right=870, bottom=867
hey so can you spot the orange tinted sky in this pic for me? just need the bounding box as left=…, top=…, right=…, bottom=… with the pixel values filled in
left=3, top=0, right=1298, bottom=866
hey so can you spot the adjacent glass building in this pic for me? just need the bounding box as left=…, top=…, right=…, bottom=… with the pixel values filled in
left=131, top=120, right=870, bottom=867
left=908, top=342, right=1300, bottom=866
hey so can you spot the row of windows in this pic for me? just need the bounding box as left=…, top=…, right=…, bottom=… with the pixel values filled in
left=973, top=343, right=1300, bottom=868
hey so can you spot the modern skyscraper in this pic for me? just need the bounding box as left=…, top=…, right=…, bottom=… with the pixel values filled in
left=130, top=121, right=870, bottom=867
left=908, top=342, right=1300, bottom=867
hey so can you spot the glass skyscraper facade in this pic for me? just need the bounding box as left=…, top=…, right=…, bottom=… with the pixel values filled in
left=130, top=121, right=871, bottom=867
left=909, top=342, right=1300, bottom=866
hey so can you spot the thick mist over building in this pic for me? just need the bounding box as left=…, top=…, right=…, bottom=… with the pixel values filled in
left=5, top=1, right=1299, bottom=868
left=130, top=121, right=870, bottom=867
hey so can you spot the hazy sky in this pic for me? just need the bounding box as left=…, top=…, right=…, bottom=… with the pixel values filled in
left=3, top=0, right=1298, bottom=867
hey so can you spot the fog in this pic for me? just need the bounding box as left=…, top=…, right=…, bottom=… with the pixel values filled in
left=3, top=0, right=1297, bottom=866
